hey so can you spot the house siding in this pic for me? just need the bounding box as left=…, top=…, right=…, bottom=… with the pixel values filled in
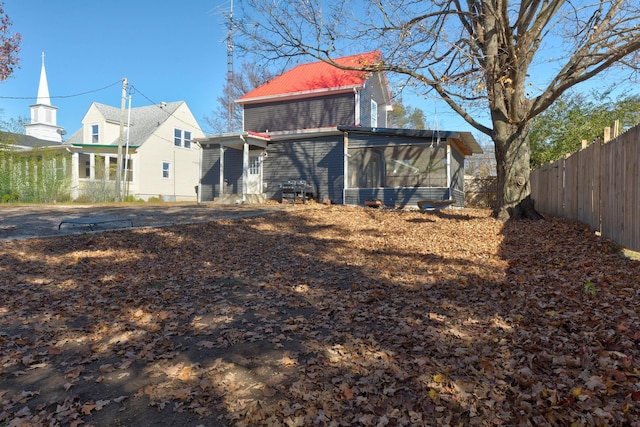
left=358, top=73, right=388, bottom=128
left=450, top=145, right=465, bottom=193
left=243, top=92, right=356, bottom=132
left=262, top=136, right=344, bottom=203
left=200, top=145, right=220, bottom=200
left=344, top=187, right=454, bottom=207
left=134, top=105, right=203, bottom=201
left=346, top=132, right=441, bottom=148
left=200, top=144, right=245, bottom=200
left=222, top=149, right=244, bottom=195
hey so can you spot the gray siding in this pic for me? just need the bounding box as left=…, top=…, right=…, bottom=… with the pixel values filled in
left=262, top=136, right=344, bottom=203
left=200, top=145, right=220, bottom=201
left=200, top=144, right=245, bottom=200
left=244, top=93, right=356, bottom=132
left=450, top=146, right=465, bottom=193
left=358, top=72, right=388, bottom=127
left=347, top=132, right=441, bottom=148
left=344, top=187, right=456, bottom=208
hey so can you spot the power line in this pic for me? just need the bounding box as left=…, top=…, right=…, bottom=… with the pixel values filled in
left=0, top=80, right=122, bottom=100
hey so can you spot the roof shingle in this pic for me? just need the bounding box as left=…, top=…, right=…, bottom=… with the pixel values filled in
left=67, top=101, right=184, bottom=147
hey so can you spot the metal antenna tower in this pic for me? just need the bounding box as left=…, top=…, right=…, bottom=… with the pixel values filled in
left=226, top=0, right=235, bottom=132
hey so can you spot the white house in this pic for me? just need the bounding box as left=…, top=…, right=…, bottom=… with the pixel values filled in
left=65, top=101, right=205, bottom=201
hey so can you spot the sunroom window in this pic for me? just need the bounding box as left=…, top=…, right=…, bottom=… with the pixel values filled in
left=347, top=143, right=447, bottom=188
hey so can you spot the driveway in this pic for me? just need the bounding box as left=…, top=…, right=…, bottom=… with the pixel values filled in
left=0, top=203, right=291, bottom=241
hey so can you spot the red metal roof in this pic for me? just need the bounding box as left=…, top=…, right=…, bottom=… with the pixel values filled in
left=237, top=51, right=382, bottom=103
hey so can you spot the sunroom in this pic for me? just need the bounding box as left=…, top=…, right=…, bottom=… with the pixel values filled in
left=339, top=126, right=482, bottom=208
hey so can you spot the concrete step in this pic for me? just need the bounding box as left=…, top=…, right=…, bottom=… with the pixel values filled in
left=213, top=193, right=267, bottom=205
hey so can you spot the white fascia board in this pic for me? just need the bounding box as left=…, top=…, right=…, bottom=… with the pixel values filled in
left=237, top=85, right=363, bottom=105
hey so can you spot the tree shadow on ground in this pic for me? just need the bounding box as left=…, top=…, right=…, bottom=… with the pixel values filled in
left=2, top=206, right=638, bottom=425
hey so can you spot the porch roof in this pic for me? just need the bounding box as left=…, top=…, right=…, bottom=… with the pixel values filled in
left=196, top=131, right=269, bottom=150
left=337, top=125, right=483, bottom=155
left=70, top=144, right=140, bottom=150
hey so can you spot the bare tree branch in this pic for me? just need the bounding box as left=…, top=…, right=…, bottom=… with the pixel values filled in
left=234, top=0, right=640, bottom=218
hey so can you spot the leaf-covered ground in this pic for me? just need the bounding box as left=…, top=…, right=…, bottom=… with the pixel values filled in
left=1, top=204, right=639, bottom=426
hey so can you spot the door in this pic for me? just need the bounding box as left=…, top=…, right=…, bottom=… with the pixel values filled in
left=247, top=151, right=263, bottom=194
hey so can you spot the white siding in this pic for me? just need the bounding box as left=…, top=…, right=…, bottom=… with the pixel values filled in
left=135, top=103, right=204, bottom=201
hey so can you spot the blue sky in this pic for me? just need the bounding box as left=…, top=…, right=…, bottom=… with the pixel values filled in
left=0, top=0, right=480, bottom=138
left=1, top=1, right=637, bottom=143
left=0, top=0, right=231, bottom=136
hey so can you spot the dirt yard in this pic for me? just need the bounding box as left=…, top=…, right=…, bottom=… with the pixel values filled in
left=0, top=203, right=289, bottom=241
left=1, top=203, right=639, bottom=426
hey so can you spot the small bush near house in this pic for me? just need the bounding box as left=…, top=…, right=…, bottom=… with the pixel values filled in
left=77, top=180, right=116, bottom=203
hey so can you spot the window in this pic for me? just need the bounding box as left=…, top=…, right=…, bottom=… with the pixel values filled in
left=174, top=129, right=192, bottom=148
left=371, top=99, right=378, bottom=128
left=123, top=158, right=133, bottom=182
left=347, top=143, right=447, bottom=189
left=184, top=131, right=192, bottom=149
left=162, top=161, right=171, bottom=179
left=78, top=153, right=91, bottom=178
left=249, top=155, right=261, bottom=175
left=109, top=157, right=117, bottom=181
left=92, top=125, right=99, bottom=144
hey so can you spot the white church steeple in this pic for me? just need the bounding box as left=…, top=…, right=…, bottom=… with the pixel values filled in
left=36, top=52, right=51, bottom=105
left=25, top=52, right=63, bottom=142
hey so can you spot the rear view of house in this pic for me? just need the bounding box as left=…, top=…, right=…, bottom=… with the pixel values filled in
left=199, top=51, right=482, bottom=207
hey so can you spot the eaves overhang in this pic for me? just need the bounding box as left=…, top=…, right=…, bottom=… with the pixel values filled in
left=237, top=85, right=361, bottom=105
left=70, top=144, right=140, bottom=150
left=338, top=125, right=483, bottom=155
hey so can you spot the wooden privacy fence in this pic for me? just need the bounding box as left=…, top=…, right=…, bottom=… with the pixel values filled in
left=465, top=177, right=498, bottom=208
left=531, top=124, right=640, bottom=252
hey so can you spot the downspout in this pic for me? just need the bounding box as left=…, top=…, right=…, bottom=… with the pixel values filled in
left=446, top=144, right=452, bottom=201
left=240, top=133, right=248, bottom=203
left=353, top=88, right=360, bottom=126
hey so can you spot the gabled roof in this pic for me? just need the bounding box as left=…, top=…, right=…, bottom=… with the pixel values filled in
left=237, top=51, right=383, bottom=104
left=67, top=101, right=185, bottom=147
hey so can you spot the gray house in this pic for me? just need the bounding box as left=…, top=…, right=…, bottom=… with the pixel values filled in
left=199, top=51, right=482, bottom=207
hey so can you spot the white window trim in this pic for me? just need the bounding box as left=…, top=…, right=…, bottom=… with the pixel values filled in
left=174, top=128, right=192, bottom=149
left=162, top=161, right=171, bottom=179
left=91, top=124, right=99, bottom=144
left=371, top=99, right=378, bottom=128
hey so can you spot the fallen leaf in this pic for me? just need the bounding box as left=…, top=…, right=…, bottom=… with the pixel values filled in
left=178, top=366, right=193, bottom=381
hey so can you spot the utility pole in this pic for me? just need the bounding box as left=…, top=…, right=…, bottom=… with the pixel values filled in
left=115, top=77, right=127, bottom=202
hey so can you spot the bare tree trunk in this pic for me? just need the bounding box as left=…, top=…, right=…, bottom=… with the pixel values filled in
left=493, top=121, right=544, bottom=221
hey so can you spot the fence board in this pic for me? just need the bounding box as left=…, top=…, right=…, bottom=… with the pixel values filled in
left=565, top=153, right=578, bottom=219
left=531, top=123, right=640, bottom=252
